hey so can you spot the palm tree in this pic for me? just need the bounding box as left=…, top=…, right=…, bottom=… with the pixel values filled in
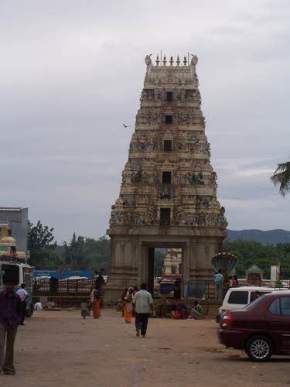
left=271, top=162, right=290, bottom=196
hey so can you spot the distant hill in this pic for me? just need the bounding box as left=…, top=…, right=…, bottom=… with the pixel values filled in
left=226, top=229, right=290, bottom=245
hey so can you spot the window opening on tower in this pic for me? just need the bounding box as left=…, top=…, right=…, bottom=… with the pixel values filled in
left=165, top=115, right=173, bottom=124
left=162, top=171, right=172, bottom=184
left=160, top=208, right=171, bottom=226
left=164, top=140, right=172, bottom=152
left=166, top=92, right=173, bottom=102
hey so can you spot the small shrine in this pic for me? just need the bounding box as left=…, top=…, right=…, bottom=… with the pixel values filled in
left=163, top=248, right=182, bottom=276
left=0, top=224, right=27, bottom=261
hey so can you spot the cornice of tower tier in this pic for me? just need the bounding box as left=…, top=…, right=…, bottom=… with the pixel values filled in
left=135, top=115, right=205, bottom=128
left=137, top=107, right=203, bottom=115
left=109, top=224, right=226, bottom=238
left=129, top=136, right=210, bottom=156
left=128, top=152, right=210, bottom=160
left=134, top=127, right=205, bottom=134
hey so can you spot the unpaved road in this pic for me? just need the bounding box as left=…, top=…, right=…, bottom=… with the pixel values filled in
left=2, top=309, right=290, bottom=387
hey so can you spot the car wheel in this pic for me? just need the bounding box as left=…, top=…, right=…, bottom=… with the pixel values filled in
left=246, top=336, right=272, bottom=362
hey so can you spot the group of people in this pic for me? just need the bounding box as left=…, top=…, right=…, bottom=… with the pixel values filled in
left=0, top=280, right=28, bottom=375
left=170, top=300, right=204, bottom=320
left=121, top=285, right=204, bottom=333
left=1, top=274, right=209, bottom=376
left=121, top=286, right=138, bottom=323
left=121, top=284, right=153, bottom=337
left=214, top=269, right=239, bottom=303
left=83, top=282, right=154, bottom=338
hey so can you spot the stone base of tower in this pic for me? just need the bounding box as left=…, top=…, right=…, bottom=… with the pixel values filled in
left=105, top=225, right=225, bottom=303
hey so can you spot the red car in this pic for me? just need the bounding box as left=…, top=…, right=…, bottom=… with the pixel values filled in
left=218, top=291, right=290, bottom=361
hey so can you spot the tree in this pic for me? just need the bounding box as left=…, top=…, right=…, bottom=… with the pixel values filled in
left=61, top=234, right=111, bottom=271
left=224, top=240, right=290, bottom=278
left=27, top=224, right=112, bottom=271
left=271, top=162, right=290, bottom=196
left=28, top=220, right=56, bottom=250
left=28, top=220, right=57, bottom=268
left=63, top=233, right=89, bottom=269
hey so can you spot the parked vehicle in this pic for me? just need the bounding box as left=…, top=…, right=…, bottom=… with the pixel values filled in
left=216, top=286, right=274, bottom=322
left=218, top=291, right=290, bottom=361
left=0, top=225, right=34, bottom=316
left=0, top=258, right=34, bottom=317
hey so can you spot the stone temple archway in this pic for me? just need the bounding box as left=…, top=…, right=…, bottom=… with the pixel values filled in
left=105, top=54, right=226, bottom=302
left=106, top=232, right=224, bottom=301
left=140, top=241, right=186, bottom=296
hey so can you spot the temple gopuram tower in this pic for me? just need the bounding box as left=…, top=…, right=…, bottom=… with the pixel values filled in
left=107, top=54, right=227, bottom=300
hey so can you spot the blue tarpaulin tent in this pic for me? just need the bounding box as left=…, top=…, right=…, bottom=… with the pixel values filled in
left=33, top=270, right=94, bottom=280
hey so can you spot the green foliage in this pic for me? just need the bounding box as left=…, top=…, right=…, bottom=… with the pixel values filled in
left=28, top=220, right=111, bottom=271
left=30, top=248, right=63, bottom=269
left=224, top=240, right=290, bottom=278
left=28, top=220, right=57, bottom=268
left=62, top=234, right=111, bottom=271
left=28, top=220, right=56, bottom=250
left=271, top=161, right=290, bottom=196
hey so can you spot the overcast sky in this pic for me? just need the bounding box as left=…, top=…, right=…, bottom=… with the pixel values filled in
left=0, top=0, right=289, bottom=242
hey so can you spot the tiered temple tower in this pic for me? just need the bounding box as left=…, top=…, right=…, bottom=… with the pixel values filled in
left=107, top=54, right=227, bottom=301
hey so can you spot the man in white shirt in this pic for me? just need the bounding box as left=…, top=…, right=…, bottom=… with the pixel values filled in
left=16, top=284, right=28, bottom=325
left=133, top=283, right=153, bottom=337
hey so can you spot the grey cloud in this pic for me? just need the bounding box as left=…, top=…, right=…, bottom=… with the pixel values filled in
left=0, top=1, right=289, bottom=240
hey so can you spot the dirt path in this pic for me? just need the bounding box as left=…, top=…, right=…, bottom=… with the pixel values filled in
left=2, top=309, right=290, bottom=387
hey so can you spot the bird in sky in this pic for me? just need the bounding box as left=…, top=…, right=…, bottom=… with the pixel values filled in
left=122, top=123, right=129, bottom=128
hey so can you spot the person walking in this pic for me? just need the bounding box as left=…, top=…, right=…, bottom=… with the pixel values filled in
left=0, top=278, right=21, bottom=375
left=123, top=288, right=133, bottom=324
left=16, top=284, right=28, bottom=325
left=133, top=283, right=153, bottom=337
left=120, top=288, right=128, bottom=317
left=90, top=287, right=102, bottom=319
left=95, top=272, right=105, bottom=308
left=95, top=272, right=105, bottom=293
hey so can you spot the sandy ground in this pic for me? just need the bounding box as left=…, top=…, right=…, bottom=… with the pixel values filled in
left=2, top=309, right=290, bottom=387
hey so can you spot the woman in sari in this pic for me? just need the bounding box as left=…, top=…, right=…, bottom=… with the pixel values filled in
left=90, top=287, right=102, bottom=319
left=120, top=288, right=128, bottom=317
left=123, top=287, right=133, bottom=323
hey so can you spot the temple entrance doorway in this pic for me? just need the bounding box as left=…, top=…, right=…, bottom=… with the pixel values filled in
left=143, top=243, right=186, bottom=298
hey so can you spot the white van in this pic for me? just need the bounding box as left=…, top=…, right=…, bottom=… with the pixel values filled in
left=217, top=286, right=274, bottom=322
left=0, top=259, right=34, bottom=316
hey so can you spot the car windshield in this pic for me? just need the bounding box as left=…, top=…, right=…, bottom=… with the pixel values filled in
left=228, top=291, right=248, bottom=304
left=245, top=294, right=267, bottom=310
left=0, top=264, right=19, bottom=287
